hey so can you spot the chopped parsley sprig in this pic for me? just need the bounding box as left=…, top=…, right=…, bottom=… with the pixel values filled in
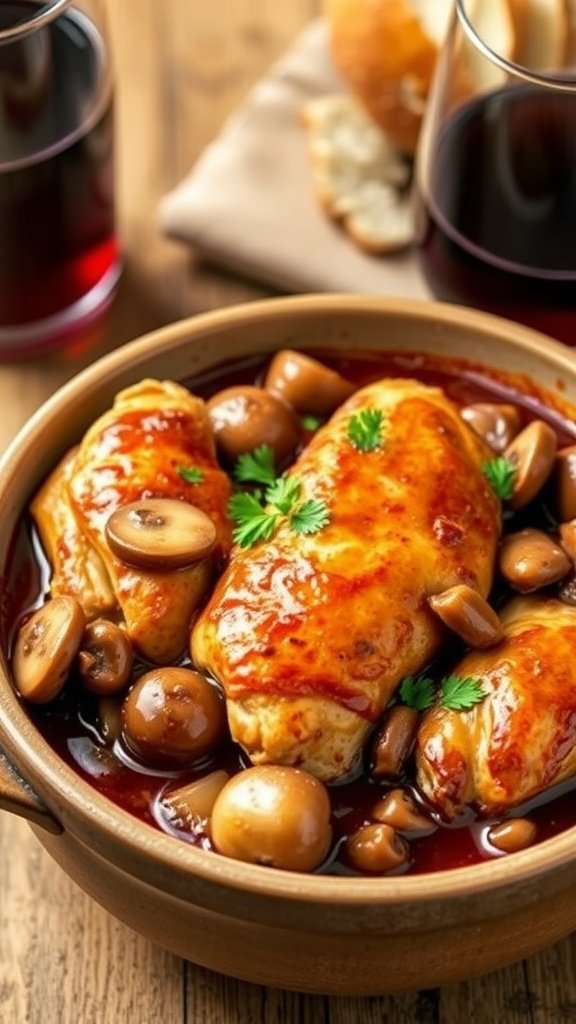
left=399, top=675, right=435, bottom=711
left=229, top=445, right=330, bottom=548
left=399, top=673, right=486, bottom=712
left=301, top=415, right=321, bottom=432
left=233, top=444, right=277, bottom=487
left=482, top=456, right=517, bottom=500
left=347, top=408, right=386, bottom=452
left=177, top=466, right=204, bottom=484
left=227, top=492, right=280, bottom=548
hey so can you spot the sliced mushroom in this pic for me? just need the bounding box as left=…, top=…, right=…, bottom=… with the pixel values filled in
left=371, top=788, right=435, bottom=834
left=77, top=620, right=134, bottom=696
left=207, top=385, right=300, bottom=464
left=487, top=818, right=537, bottom=854
left=105, top=498, right=216, bottom=571
left=560, top=521, right=576, bottom=564
left=370, top=705, right=419, bottom=779
left=161, top=770, right=230, bottom=830
left=12, top=595, right=85, bottom=703
left=428, top=584, right=503, bottom=648
left=504, top=420, right=557, bottom=510
left=555, top=445, right=576, bottom=523
left=264, top=350, right=355, bottom=416
left=499, top=528, right=571, bottom=593
left=97, top=697, right=123, bottom=746
left=460, top=403, right=521, bottom=453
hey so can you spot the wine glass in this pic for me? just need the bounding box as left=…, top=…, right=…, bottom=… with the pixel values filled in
left=414, top=0, right=576, bottom=345
left=0, top=0, right=118, bottom=358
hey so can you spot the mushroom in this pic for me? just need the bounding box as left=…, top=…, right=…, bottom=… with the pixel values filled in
left=121, top=667, right=226, bottom=769
left=345, top=823, right=408, bottom=874
left=499, top=528, right=571, bottom=593
left=487, top=818, right=537, bottom=854
left=504, top=420, right=557, bottom=509
left=460, top=402, right=521, bottom=453
left=77, top=620, right=134, bottom=696
left=105, top=498, right=217, bottom=571
left=428, top=584, right=503, bottom=648
left=209, top=765, right=332, bottom=871
left=264, top=349, right=355, bottom=416
left=12, top=595, right=85, bottom=704
left=206, top=385, right=300, bottom=464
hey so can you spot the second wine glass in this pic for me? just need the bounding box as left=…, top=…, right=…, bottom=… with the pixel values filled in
left=414, top=0, right=576, bottom=345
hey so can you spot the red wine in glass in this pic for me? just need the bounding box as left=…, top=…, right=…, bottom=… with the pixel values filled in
left=0, top=1, right=118, bottom=355
left=416, top=84, right=576, bottom=345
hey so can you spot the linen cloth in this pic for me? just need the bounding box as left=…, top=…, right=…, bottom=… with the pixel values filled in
left=159, top=20, right=429, bottom=299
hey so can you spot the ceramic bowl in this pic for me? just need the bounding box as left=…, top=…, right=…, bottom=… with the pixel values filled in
left=2, top=295, right=576, bottom=996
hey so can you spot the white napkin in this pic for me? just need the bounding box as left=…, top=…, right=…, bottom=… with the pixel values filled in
left=158, top=19, right=429, bottom=298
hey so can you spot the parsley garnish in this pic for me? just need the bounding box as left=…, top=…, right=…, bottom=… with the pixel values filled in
left=440, top=675, right=486, bottom=711
left=399, top=673, right=486, bottom=712
left=228, top=492, right=280, bottom=548
left=482, top=457, right=516, bottom=500
left=228, top=475, right=330, bottom=548
left=399, top=675, right=435, bottom=711
left=348, top=408, right=386, bottom=452
left=302, top=415, right=321, bottom=431
left=177, top=466, right=204, bottom=484
left=290, top=499, right=331, bottom=536
left=265, top=474, right=302, bottom=514
left=233, top=444, right=277, bottom=487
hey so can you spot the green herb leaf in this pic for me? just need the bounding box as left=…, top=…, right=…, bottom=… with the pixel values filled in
left=177, top=466, right=204, bottom=484
left=482, top=457, right=517, bottom=500
left=348, top=408, right=385, bottom=452
left=228, top=477, right=330, bottom=547
left=301, top=415, right=321, bottom=431
left=227, top=492, right=279, bottom=548
left=233, top=444, right=277, bottom=487
left=440, top=675, right=486, bottom=711
left=290, top=498, right=331, bottom=536
left=265, top=474, right=302, bottom=515
left=399, top=675, right=435, bottom=711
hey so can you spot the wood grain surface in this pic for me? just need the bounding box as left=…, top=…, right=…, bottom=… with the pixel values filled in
left=0, top=1, right=575, bottom=1021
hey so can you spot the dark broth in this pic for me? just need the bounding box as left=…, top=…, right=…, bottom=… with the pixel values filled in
left=7, top=348, right=576, bottom=875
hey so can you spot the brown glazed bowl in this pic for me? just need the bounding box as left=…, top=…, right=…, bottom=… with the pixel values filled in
left=2, top=295, right=576, bottom=996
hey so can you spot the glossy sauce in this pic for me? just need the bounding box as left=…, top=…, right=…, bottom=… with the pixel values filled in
left=7, top=348, right=576, bottom=876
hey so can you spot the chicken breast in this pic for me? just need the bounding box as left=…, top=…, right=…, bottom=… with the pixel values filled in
left=32, top=379, right=232, bottom=664
left=416, top=597, right=576, bottom=819
left=192, top=378, right=500, bottom=781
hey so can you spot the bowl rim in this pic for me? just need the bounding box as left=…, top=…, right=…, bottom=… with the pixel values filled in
left=3, top=292, right=576, bottom=911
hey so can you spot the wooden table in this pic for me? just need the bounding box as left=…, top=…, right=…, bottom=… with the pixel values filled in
left=1, top=1, right=575, bottom=1021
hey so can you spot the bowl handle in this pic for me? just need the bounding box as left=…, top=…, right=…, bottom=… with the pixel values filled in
left=0, top=749, right=62, bottom=834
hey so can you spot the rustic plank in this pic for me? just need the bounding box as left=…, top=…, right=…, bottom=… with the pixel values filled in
left=0, top=817, right=183, bottom=1024
left=185, top=964, right=328, bottom=1023
left=439, top=964, right=532, bottom=1024
left=525, top=933, right=576, bottom=1023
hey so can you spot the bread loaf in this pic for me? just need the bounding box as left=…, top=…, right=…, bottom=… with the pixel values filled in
left=322, top=0, right=561, bottom=154
left=323, top=0, right=454, bottom=154
left=302, top=94, right=414, bottom=253
left=310, top=0, right=570, bottom=254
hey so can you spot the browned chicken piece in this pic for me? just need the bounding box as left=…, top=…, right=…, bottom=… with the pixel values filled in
left=192, top=378, right=500, bottom=782
left=416, top=597, right=576, bottom=819
left=32, top=379, right=233, bottom=664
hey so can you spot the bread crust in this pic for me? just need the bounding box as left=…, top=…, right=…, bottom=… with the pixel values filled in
left=324, top=0, right=452, bottom=153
